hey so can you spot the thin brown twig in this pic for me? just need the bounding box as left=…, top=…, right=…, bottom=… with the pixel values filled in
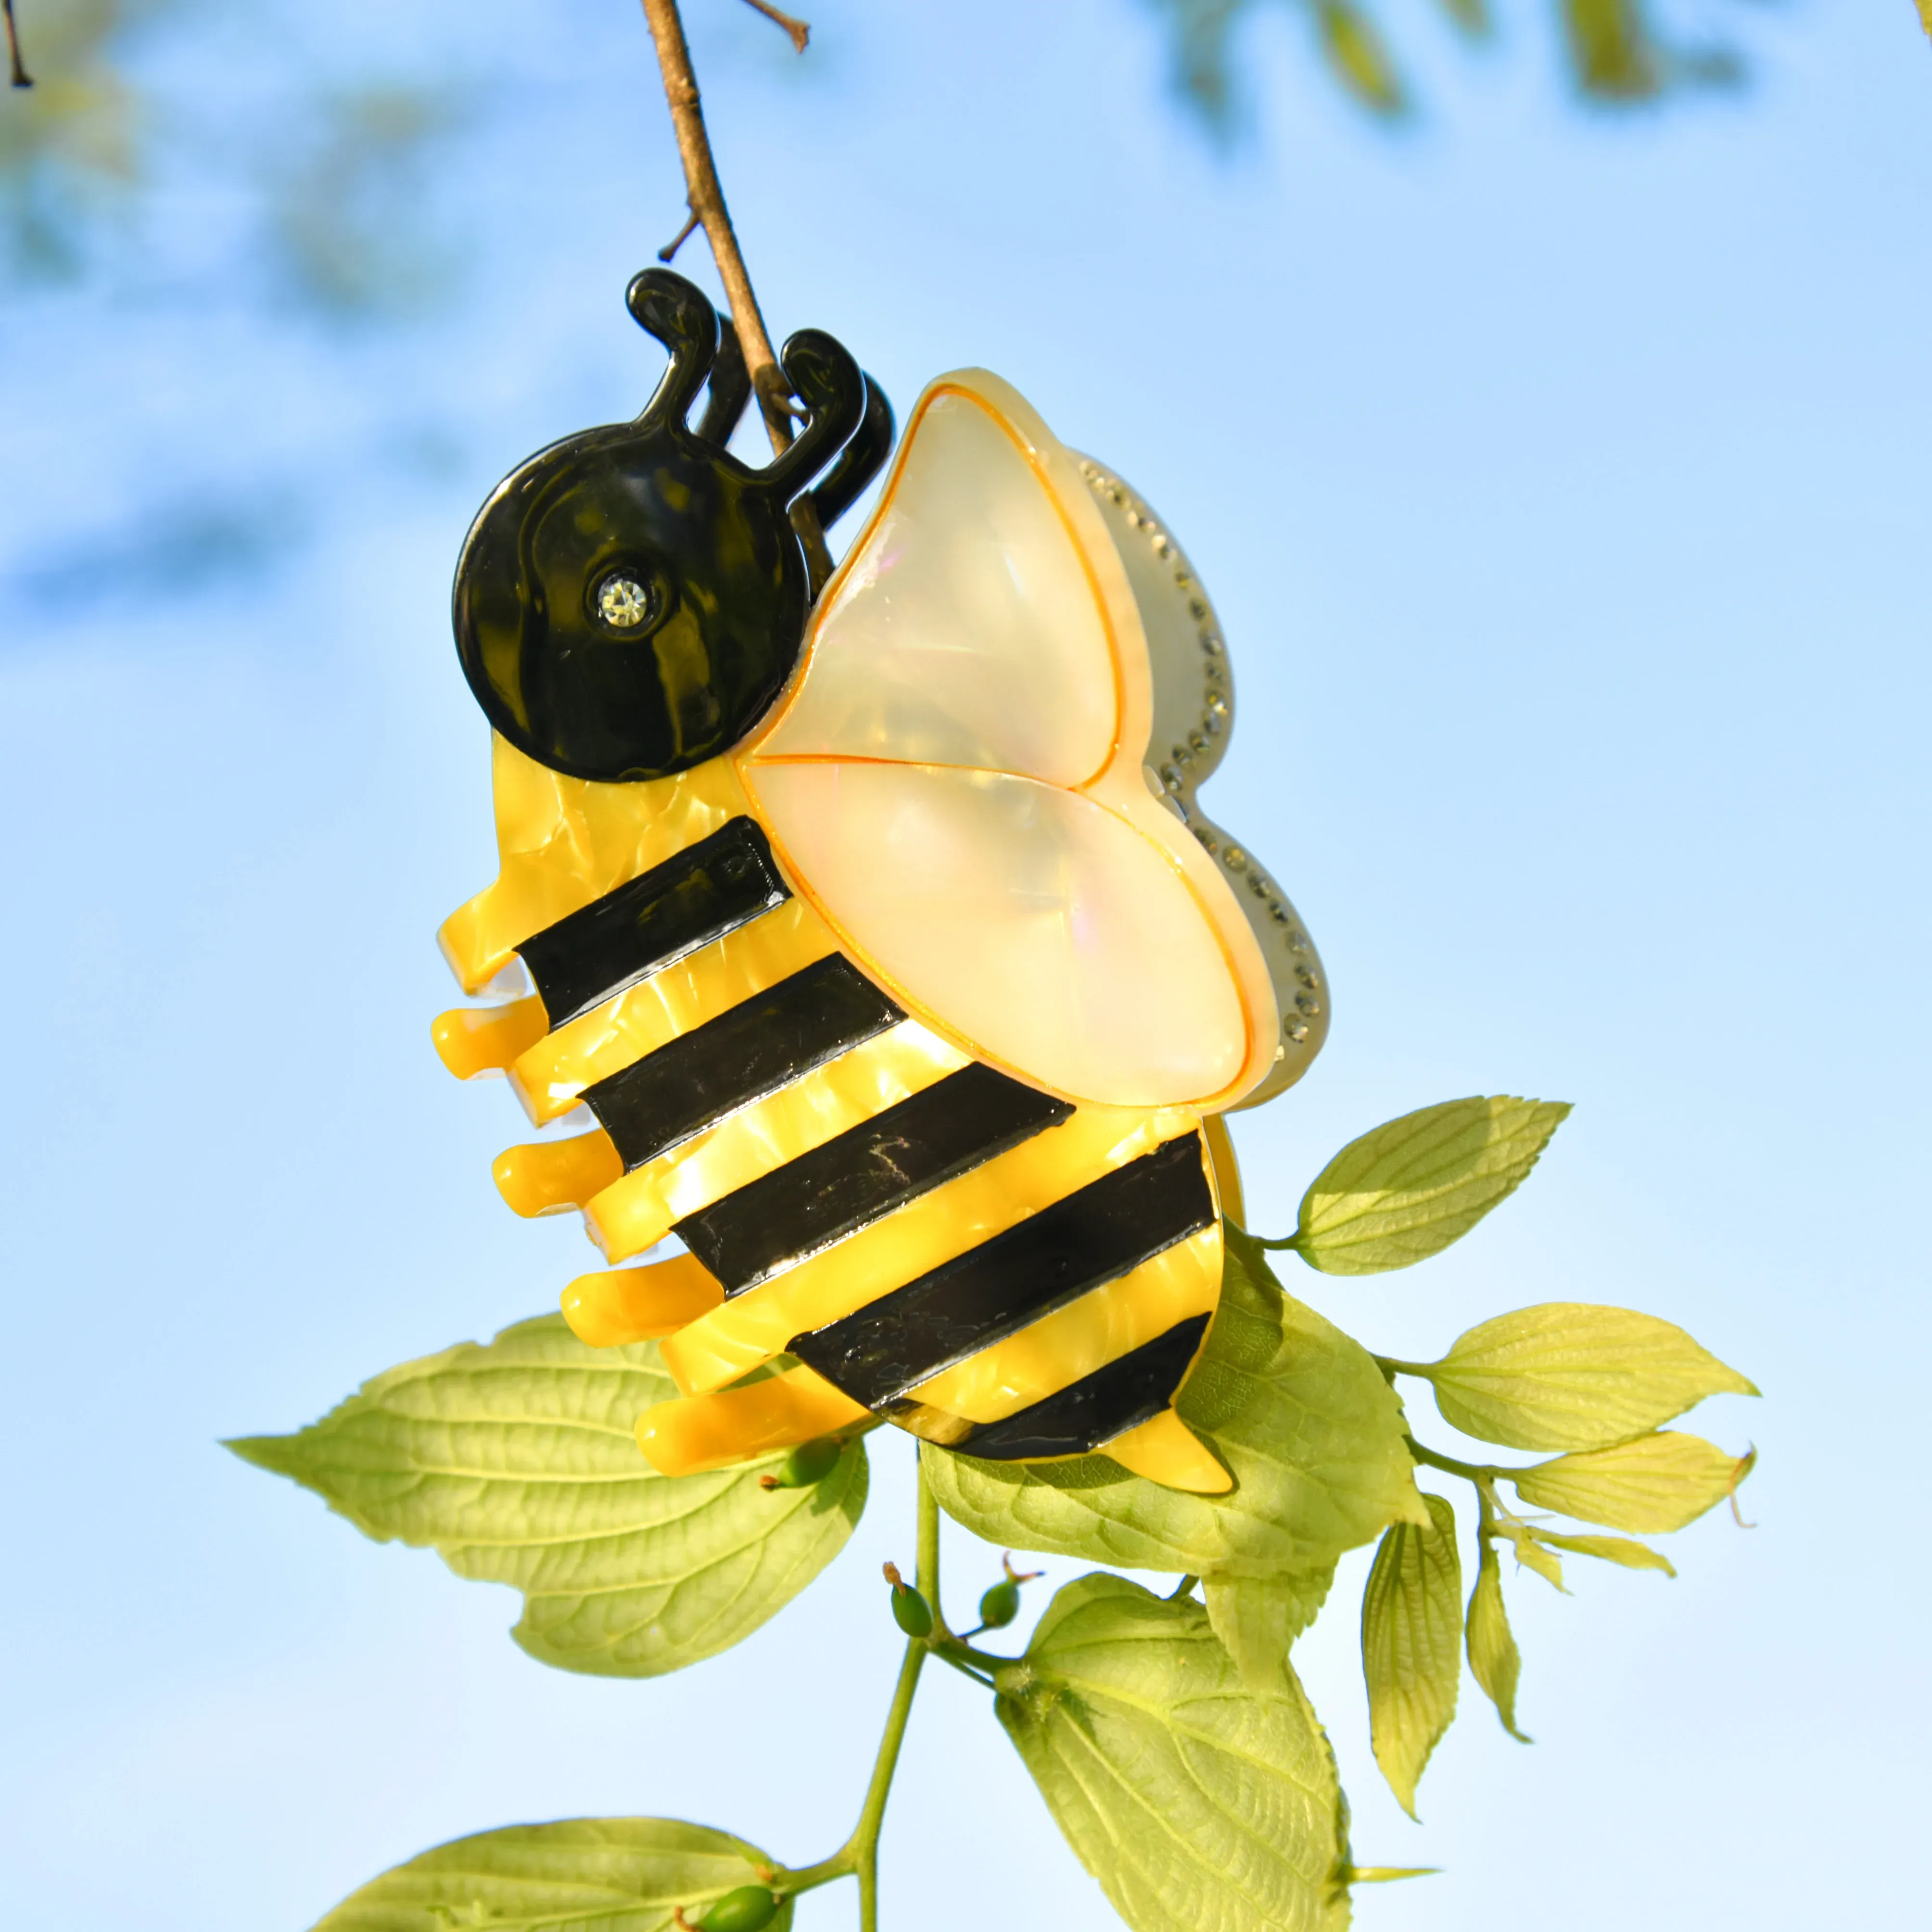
left=637, top=0, right=792, bottom=452
left=4, top=0, right=33, bottom=89
left=656, top=205, right=701, bottom=262
left=737, top=0, right=810, bottom=55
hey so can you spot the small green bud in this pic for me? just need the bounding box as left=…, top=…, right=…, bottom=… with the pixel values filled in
left=761, top=1436, right=842, bottom=1491
left=883, top=1562, right=933, bottom=1638
left=699, top=1885, right=778, bottom=1932
left=978, top=1577, right=1021, bottom=1629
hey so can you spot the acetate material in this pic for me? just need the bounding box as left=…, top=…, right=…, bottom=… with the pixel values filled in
left=740, top=371, right=1280, bottom=1112
left=745, top=760, right=1249, bottom=1107
left=755, top=390, right=1118, bottom=783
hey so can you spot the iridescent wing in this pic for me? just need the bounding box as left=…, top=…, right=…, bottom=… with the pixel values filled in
left=736, top=371, right=1304, bottom=1112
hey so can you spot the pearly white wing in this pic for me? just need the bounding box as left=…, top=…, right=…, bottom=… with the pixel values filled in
left=739, top=371, right=1280, bottom=1112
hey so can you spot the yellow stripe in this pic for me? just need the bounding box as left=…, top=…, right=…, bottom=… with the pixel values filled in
left=511, top=897, right=840, bottom=1125
left=899, top=1222, right=1221, bottom=1424
left=438, top=739, right=750, bottom=994
left=659, top=1107, right=1204, bottom=1397
left=585, top=1019, right=974, bottom=1261
left=635, top=1365, right=871, bottom=1477
left=1202, top=1112, right=1245, bottom=1227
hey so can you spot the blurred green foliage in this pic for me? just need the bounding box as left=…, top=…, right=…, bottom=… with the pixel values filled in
left=0, top=0, right=453, bottom=307
left=1145, top=0, right=1746, bottom=125
left=0, top=0, right=1760, bottom=307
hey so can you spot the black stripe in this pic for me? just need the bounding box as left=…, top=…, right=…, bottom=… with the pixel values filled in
left=516, top=817, right=788, bottom=1030
left=934, top=1314, right=1211, bottom=1462
left=586, top=953, right=903, bottom=1170
left=677, top=1064, right=1074, bottom=1296
left=786, top=1132, right=1213, bottom=1411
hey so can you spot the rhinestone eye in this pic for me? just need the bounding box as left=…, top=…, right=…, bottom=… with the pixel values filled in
left=596, top=572, right=654, bottom=630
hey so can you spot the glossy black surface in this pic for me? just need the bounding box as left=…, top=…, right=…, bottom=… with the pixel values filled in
left=940, top=1315, right=1212, bottom=1462
left=585, top=954, right=903, bottom=1171
left=453, top=269, right=887, bottom=783
left=787, top=1131, right=1214, bottom=1411
left=677, top=1063, right=1073, bottom=1295
left=517, top=817, right=788, bottom=1031
left=809, top=371, right=895, bottom=530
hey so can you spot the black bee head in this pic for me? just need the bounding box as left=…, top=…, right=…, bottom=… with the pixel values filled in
left=453, top=268, right=888, bottom=785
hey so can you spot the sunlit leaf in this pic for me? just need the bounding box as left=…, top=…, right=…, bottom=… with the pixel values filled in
left=1425, top=1302, right=1757, bottom=1452
left=1561, top=0, right=1663, bottom=97
left=1292, top=1097, right=1570, bottom=1275
left=1510, top=1432, right=1753, bottom=1534
left=1434, top=0, right=1490, bottom=36
left=1465, top=1543, right=1529, bottom=1741
left=928, top=1234, right=1425, bottom=1577
left=1203, top=1565, right=1337, bottom=1689
left=997, top=1575, right=1350, bottom=1932
left=1360, top=1494, right=1462, bottom=1817
left=229, top=1314, right=866, bottom=1677
left=308, top=1818, right=792, bottom=1932
left=1530, top=1528, right=1676, bottom=1576
left=1494, top=1518, right=1566, bottom=1591
left=1316, top=0, right=1406, bottom=116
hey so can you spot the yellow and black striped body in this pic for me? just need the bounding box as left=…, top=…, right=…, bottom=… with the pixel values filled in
left=432, top=272, right=1326, bottom=1497
left=436, top=742, right=1235, bottom=1493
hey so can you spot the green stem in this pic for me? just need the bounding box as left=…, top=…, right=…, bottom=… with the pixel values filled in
left=1374, top=1355, right=1437, bottom=1379
left=916, top=1444, right=948, bottom=1636
left=1168, top=1574, right=1199, bottom=1600
left=1405, top=1435, right=1501, bottom=1485
left=850, top=1636, right=924, bottom=1931
left=1248, top=1232, right=1303, bottom=1251
left=774, top=1452, right=1022, bottom=1923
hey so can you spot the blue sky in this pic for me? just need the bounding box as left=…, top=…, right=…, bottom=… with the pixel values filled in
left=1, top=3, right=1927, bottom=1928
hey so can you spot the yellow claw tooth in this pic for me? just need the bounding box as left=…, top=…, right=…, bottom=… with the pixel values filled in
left=493, top=1130, right=624, bottom=1218
left=635, top=1366, right=870, bottom=1477
left=561, top=1253, right=724, bottom=1347
left=1104, top=1408, right=1231, bottom=1494
left=432, top=996, right=551, bottom=1082
left=439, top=740, right=751, bottom=993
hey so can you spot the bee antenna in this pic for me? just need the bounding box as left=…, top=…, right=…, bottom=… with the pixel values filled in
left=626, top=267, right=721, bottom=425
left=695, top=314, right=753, bottom=446
left=809, top=371, right=894, bottom=530
left=759, top=327, right=866, bottom=503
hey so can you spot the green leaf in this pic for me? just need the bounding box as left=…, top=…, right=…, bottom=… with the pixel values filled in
left=1316, top=0, right=1406, bottom=116
left=1510, top=1432, right=1753, bottom=1534
left=229, top=1314, right=865, bottom=1678
left=307, top=1817, right=791, bottom=1932
left=1922, top=0, right=1932, bottom=46
left=1360, top=1494, right=1462, bottom=1817
left=927, top=1234, right=1425, bottom=1578
left=1433, top=0, right=1490, bottom=36
left=1493, top=1519, right=1566, bottom=1592
left=1203, top=1565, right=1337, bottom=1689
left=1528, top=1528, right=1676, bottom=1576
left=1292, top=1097, right=1570, bottom=1275
left=1465, top=1544, right=1529, bottom=1741
left=1561, top=0, right=1666, bottom=100
left=997, top=1574, right=1350, bottom=1932
left=1424, top=1302, right=1757, bottom=1452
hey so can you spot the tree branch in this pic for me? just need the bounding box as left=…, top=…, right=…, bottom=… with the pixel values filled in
left=637, top=0, right=793, bottom=451
left=5, top=0, right=32, bottom=89
left=738, top=0, right=811, bottom=54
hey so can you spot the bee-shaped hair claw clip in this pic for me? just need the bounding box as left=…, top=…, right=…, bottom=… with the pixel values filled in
left=434, top=268, right=1329, bottom=1495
